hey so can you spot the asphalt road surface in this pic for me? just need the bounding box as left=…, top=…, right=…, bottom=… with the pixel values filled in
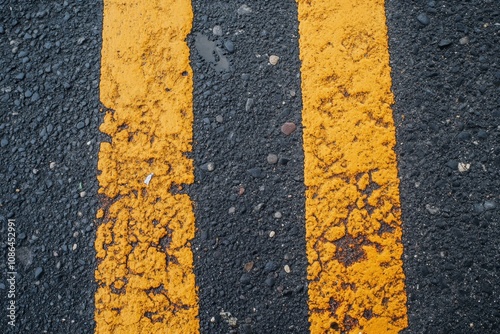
left=0, top=0, right=499, bottom=333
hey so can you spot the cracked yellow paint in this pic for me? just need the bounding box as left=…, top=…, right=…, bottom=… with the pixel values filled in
left=297, top=0, right=408, bottom=333
left=95, top=0, right=198, bottom=333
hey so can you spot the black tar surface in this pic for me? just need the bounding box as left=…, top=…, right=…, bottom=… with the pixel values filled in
left=0, top=0, right=499, bottom=333
left=188, top=1, right=308, bottom=333
left=0, top=0, right=103, bottom=333
left=387, top=0, right=499, bottom=333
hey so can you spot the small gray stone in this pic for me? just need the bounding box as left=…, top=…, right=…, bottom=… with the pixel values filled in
left=425, top=204, right=440, bottom=215
left=224, top=40, right=235, bottom=53
left=267, top=154, right=278, bottom=164
left=446, top=160, right=459, bottom=170
left=245, top=98, right=254, bottom=111
left=264, top=277, right=275, bottom=287
left=240, top=273, right=251, bottom=285
left=484, top=201, right=496, bottom=211
left=459, top=36, right=469, bottom=45
left=473, top=203, right=485, bottom=213
left=76, top=121, right=85, bottom=129
left=457, top=131, right=471, bottom=141
left=247, top=167, right=264, bottom=178
left=273, top=211, right=282, bottom=219
left=0, top=283, right=5, bottom=289
left=34, top=267, right=43, bottom=279
left=438, top=39, right=452, bottom=48
left=417, top=13, right=430, bottom=25
left=237, top=4, right=252, bottom=15
left=216, top=115, right=223, bottom=123
left=477, top=130, right=488, bottom=139
left=1, top=138, right=8, bottom=147
left=253, top=203, right=264, bottom=212
left=212, top=25, right=223, bottom=36
left=264, top=261, right=278, bottom=273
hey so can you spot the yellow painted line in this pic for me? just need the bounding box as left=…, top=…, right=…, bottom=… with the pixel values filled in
left=94, top=0, right=198, bottom=333
left=297, top=0, right=408, bottom=333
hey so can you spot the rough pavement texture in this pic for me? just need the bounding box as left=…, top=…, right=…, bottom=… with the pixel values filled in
left=0, top=0, right=499, bottom=333
left=0, top=1, right=102, bottom=333
left=188, top=1, right=308, bottom=333
left=387, top=0, right=500, bottom=333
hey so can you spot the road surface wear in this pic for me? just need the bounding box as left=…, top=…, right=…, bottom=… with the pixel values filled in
left=0, top=0, right=498, bottom=333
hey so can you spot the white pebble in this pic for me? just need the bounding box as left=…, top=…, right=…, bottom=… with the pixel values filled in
left=284, top=265, right=291, bottom=273
left=228, top=207, right=236, bottom=214
left=269, top=55, right=279, bottom=65
left=458, top=162, right=470, bottom=172
left=49, top=162, right=56, bottom=169
left=72, top=244, right=77, bottom=251
left=273, top=211, right=282, bottom=219
left=269, top=231, right=275, bottom=238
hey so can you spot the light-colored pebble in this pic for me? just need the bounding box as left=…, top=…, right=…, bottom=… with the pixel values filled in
left=284, top=265, right=291, bottom=273
left=458, top=162, right=470, bottom=172
left=269, top=231, right=275, bottom=238
left=213, top=25, right=223, bottom=36
left=269, top=55, right=279, bottom=65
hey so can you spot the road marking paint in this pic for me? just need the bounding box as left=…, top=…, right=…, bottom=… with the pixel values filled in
left=297, top=0, right=408, bottom=333
left=95, top=0, right=198, bottom=333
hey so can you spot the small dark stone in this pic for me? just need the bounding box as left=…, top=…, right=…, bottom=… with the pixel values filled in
left=264, top=277, right=275, bottom=287
left=264, top=261, right=278, bottom=273
left=477, top=130, right=488, bottom=139
left=240, top=273, right=251, bottom=285
left=278, top=157, right=290, bottom=165
left=1, top=138, right=8, bottom=147
left=457, top=131, right=471, bottom=141
left=14, top=73, right=25, bottom=80
left=247, top=167, right=264, bottom=178
left=34, top=267, right=43, bottom=279
left=417, top=13, right=430, bottom=25
left=493, top=71, right=500, bottom=86
left=446, top=160, right=458, bottom=170
left=438, top=39, right=452, bottom=48
left=76, top=121, right=85, bottom=129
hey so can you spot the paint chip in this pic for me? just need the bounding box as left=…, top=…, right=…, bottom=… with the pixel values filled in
left=144, top=173, right=154, bottom=185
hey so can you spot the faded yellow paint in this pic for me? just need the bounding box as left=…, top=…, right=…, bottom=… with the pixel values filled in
left=95, top=0, right=198, bottom=333
left=297, top=0, right=408, bottom=333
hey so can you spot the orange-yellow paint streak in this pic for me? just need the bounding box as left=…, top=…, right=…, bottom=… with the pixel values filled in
left=297, top=0, right=408, bottom=333
left=94, top=1, right=198, bottom=333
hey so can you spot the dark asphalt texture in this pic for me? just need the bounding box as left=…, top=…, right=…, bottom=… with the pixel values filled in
left=0, top=1, right=102, bottom=333
left=188, top=1, right=307, bottom=333
left=387, top=0, right=500, bottom=333
left=0, top=0, right=498, bottom=333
